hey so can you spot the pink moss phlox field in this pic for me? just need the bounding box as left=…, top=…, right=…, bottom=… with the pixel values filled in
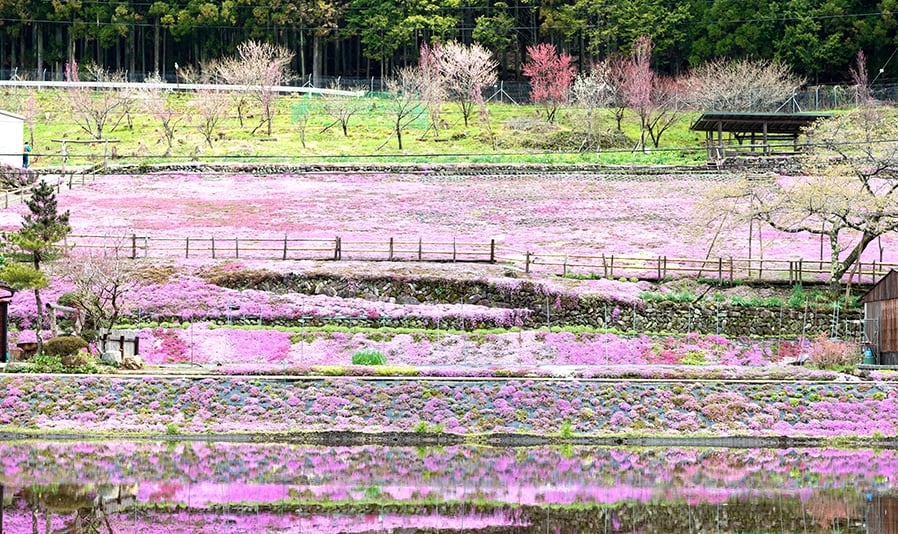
left=21, top=171, right=897, bottom=269
left=0, top=375, right=895, bottom=437
left=135, top=324, right=804, bottom=367
left=7, top=276, right=531, bottom=334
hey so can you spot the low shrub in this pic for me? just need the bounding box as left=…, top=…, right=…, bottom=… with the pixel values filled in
left=352, top=349, right=386, bottom=366
left=18, top=352, right=98, bottom=374
left=807, top=335, right=860, bottom=369
left=43, top=336, right=89, bottom=357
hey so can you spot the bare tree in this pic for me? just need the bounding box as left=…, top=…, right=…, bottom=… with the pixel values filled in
left=212, top=41, right=293, bottom=135
left=850, top=50, right=872, bottom=105
left=417, top=43, right=447, bottom=138
left=210, top=57, right=252, bottom=128
left=191, top=88, right=230, bottom=148
left=606, top=56, right=629, bottom=130
left=65, top=61, right=134, bottom=140
left=644, top=76, right=683, bottom=149
left=59, top=251, right=142, bottom=340
left=681, top=58, right=804, bottom=112
left=22, top=88, right=38, bottom=147
left=140, top=73, right=184, bottom=156
left=620, top=36, right=683, bottom=151
left=293, top=96, right=312, bottom=149
left=439, top=41, right=498, bottom=127
left=320, top=83, right=365, bottom=137
left=383, top=66, right=427, bottom=150
left=236, top=41, right=294, bottom=137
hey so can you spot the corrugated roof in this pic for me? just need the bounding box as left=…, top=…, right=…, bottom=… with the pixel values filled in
left=690, top=112, right=833, bottom=134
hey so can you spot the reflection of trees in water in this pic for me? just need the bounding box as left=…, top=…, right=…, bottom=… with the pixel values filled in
left=15, top=483, right=138, bottom=534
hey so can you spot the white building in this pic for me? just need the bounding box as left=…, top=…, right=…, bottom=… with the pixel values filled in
left=0, top=110, right=24, bottom=168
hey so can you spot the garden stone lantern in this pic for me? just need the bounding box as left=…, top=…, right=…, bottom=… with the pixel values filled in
left=0, top=284, right=14, bottom=364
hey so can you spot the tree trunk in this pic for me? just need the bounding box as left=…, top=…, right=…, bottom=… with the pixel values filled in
left=312, top=34, right=322, bottom=88
left=35, top=24, right=43, bottom=78
left=153, top=18, right=160, bottom=74
left=830, top=229, right=877, bottom=294
left=34, top=288, right=44, bottom=355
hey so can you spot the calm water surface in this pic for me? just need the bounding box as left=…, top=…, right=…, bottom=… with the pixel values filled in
left=0, top=440, right=893, bottom=533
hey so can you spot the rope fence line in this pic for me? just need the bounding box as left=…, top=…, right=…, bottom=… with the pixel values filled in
left=65, top=233, right=894, bottom=284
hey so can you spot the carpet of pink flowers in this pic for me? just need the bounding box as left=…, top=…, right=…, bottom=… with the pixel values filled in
left=1, top=170, right=894, bottom=266
left=0, top=375, right=895, bottom=437
left=1, top=441, right=893, bottom=531
left=7, top=273, right=819, bottom=369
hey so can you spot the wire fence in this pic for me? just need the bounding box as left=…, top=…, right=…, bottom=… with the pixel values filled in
left=3, top=70, right=895, bottom=110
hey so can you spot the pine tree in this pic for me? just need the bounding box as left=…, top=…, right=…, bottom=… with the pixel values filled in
left=1, top=181, right=71, bottom=354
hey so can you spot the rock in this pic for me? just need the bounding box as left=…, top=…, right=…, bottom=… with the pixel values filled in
left=101, top=350, right=123, bottom=366
left=122, top=354, right=143, bottom=370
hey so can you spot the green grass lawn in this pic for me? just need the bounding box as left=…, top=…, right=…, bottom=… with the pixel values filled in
left=6, top=87, right=710, bottom=168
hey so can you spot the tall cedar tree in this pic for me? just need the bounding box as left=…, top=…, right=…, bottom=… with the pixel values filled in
left=4, top=181, right=71, bottom=354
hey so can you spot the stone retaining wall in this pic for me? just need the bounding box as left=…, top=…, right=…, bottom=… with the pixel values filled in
left=216, top=272, right=861, bottom=337
left=1, top=375, right=892, bottom=437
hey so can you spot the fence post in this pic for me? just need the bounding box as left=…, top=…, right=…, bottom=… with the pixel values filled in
left=131, top=233, right=136, bottom=260
left=798, top=259, right=803, bottom=284
left=418, top=238, right=422, bottom=261
left=452, top=238, right=456, bottom=262
left=490, top=239, right=495, bottom=263
left=144, top=236, right=148, bottom=258
left=185, top=237, right=189, bottom=258
left=283, top=234, right=288, bottom=260
left=657, top=256, right=661, bottom=280
left=525, top=251, right=531, bottom=273
left=335, top=236, right=341, bottom=260
left=610, top=255, right=614, bottom=279
left=717, top=257, right=723, bottom=281
left=134, top=336, right=139, bottom=356
left=212, top=237, right=216, bottom=259
left=729, top=256, right=734, bottom=283
left=602, top=254, right=607, bottom=277
left=235, top=237, right=239, bottom=258
left=663, top=256, right=668, bottom=279
left=389, top=237, right=394, bottom=260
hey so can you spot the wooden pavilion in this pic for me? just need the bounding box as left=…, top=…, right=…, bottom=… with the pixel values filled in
left=690, top=112, right=832, bottom=165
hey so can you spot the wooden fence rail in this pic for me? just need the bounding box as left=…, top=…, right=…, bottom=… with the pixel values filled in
left=505, top=249, right=898, bottom=284
left=64, top=233, right=897, bottom=284
left=65, top=234, right=498, bottom=264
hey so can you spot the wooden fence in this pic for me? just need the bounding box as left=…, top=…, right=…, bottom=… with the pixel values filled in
left=509, top=249, right=897, bottom=284
left=1, top=171, right=95, bottom=208
left=66, top=234, right=498, bottom=263
left=64, top=232, right=897, bottom=284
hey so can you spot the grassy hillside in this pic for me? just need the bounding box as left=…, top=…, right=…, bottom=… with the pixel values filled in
left=3, top=86, right=708, bottom=167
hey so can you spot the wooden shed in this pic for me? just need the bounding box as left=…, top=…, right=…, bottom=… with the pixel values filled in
left=859, top=269, right=898, bottom=365
left=0, top=110, right=24, bottom=168
left=690, top=112, right=832, bottom=165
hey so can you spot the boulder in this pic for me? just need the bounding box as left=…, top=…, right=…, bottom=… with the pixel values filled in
left=101, top=350, right=123, bottom=366
left=122, top=354, right=143, bottom=370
